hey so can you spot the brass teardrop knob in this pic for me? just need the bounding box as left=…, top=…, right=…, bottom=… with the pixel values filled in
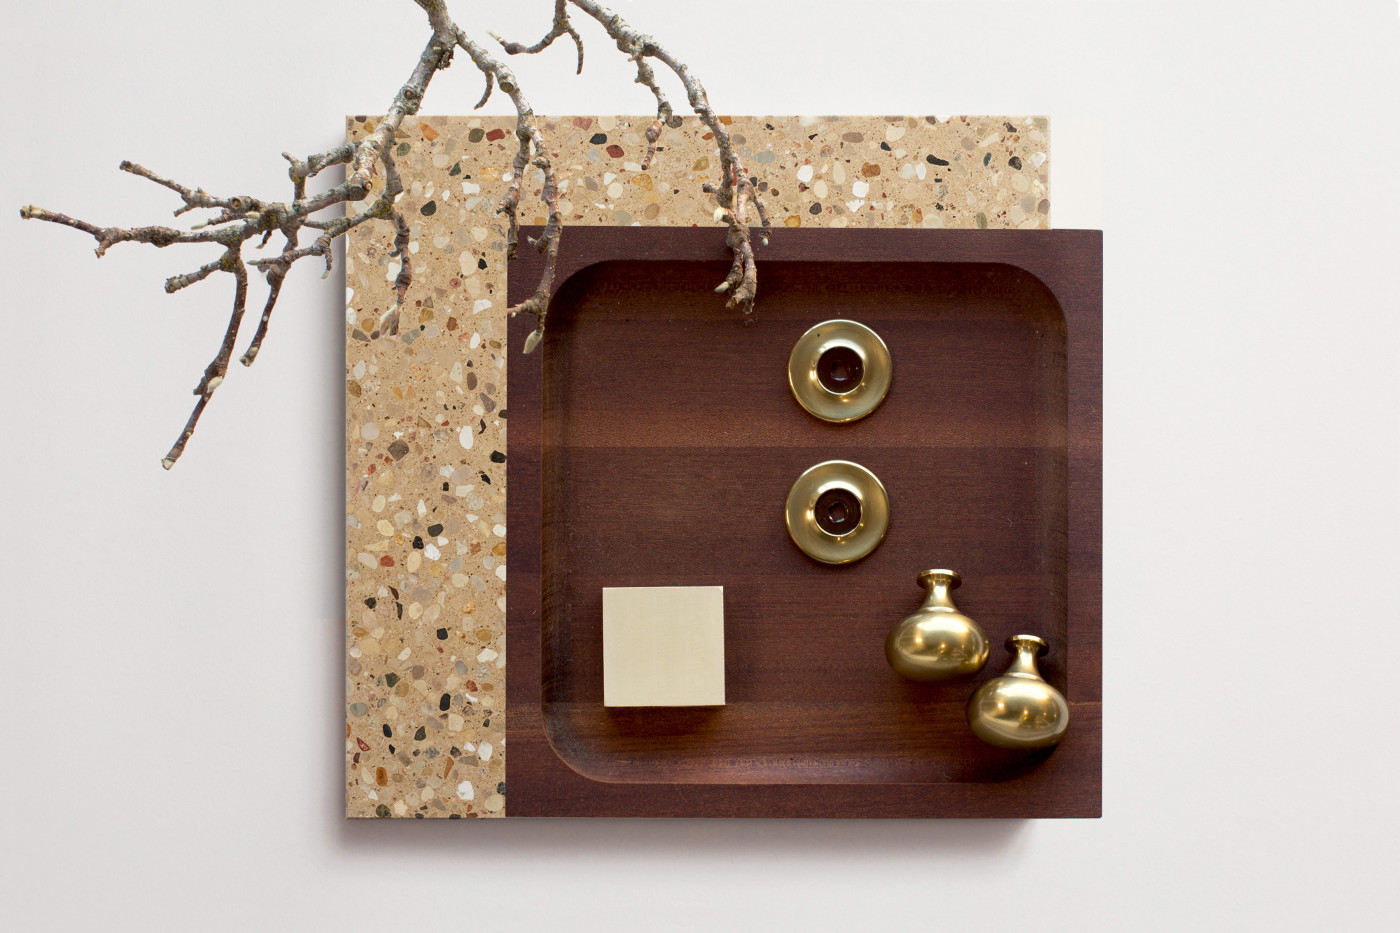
left=884, top=570, right=990, bottom=681
left=966, top=635, right=1070, bottom=750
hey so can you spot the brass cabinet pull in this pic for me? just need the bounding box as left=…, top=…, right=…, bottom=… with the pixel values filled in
left=784, top=460, right=889, bottom=564
left=885, top=570, right=990, bottom=681
left=787, top=320, right=892, bottom=423
left=966, top=635, right=1070, bottom=749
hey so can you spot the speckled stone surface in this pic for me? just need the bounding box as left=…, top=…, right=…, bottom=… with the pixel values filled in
left=344, top=114, right=1051, bottom=818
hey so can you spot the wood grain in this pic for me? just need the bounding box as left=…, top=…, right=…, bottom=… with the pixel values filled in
left=507, top=227, right=1101, bottom=817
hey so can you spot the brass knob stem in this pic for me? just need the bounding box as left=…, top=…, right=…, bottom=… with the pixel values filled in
left=915, top=569, right=961, bottom=611
left=1003, top=634, right=1048, bottom=679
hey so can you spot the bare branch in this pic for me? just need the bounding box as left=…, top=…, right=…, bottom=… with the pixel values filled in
left=572, top=1, right=773, bottom=315
left=284, top=143, right=356, bottom=200
left=161, top=252, right=247, bottom=469
left=509, top=155, right=563, bottom=354
left=21, top=6, right=461, bottom=468
left=240, top=267, right=286, bottom=367
left=20, top=0, right=765, bottom=465
left=166, top=256, right=225, bottom=294
left=629, top=56, right=675, bottom=171
left=241, top=208, right=307, bottom=367
left=450, top=26, right=562, bottom=352
left=492, top=1, right=584, bottom=74
left=376, top=149, right=412, bottom=339
left=474, top=69, right=496, bottom=109
left=501, top=1, right=770, bottom=317
left=119, top=161, right=240, bottom=217
left=21, top=203, right=206, bottom=256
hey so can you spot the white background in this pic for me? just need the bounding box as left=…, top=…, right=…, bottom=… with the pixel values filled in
left=2, top=1, right=1397, bottom=930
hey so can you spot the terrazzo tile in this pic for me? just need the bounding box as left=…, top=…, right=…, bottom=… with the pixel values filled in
left=344, top=114, right=1052, bottom=818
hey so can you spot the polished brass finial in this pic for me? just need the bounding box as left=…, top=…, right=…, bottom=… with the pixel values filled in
left=884, top=569, right=990, bottom=681
left=966, top=635, right=1070, bottom=750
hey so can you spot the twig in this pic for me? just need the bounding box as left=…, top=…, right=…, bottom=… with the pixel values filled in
left=492, top=0, right=584, bottom=74
left=162, top=250, right=247, bottom=469
left=451, top=24, right=560, bottom=354
left=19, top=0, right=763, bottom=465
left=20, top=2, right=459, bottom=468
left=496, top=1, right=770, bottom=317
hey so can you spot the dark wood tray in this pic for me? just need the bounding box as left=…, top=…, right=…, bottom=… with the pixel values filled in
left=507, top=227, right=1101, bottom=817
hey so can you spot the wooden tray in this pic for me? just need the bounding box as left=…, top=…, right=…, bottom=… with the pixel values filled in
left=507, top=227, right=1101, bottom=817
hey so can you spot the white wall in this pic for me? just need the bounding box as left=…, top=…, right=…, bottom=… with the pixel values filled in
left=2, top=1, right=1397, bottom=930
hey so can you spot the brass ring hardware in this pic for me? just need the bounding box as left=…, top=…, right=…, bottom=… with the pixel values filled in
left=784, top=460, right=890, bottom=564
left=788, top=319, right=892, bottom=423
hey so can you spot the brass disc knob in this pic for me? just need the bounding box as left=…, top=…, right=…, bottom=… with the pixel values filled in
left=966, top=635, right=1070, bottom=750
left=788, top=320, right=892, bottom=423
left=885, top=570, right=990, bottom=681
left=784, top=460, right=890, bottom=564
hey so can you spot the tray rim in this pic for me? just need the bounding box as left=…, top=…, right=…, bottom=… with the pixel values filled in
left=506, top=226, right=1102, bottom=818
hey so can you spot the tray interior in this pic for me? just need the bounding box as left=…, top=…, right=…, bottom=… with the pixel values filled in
left=539, top=258, right=1068, bottom=785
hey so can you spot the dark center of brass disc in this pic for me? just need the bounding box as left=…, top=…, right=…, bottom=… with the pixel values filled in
left=816, top=345, right=864, bottom=394
left=814, top=487, right=862, bottom=536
